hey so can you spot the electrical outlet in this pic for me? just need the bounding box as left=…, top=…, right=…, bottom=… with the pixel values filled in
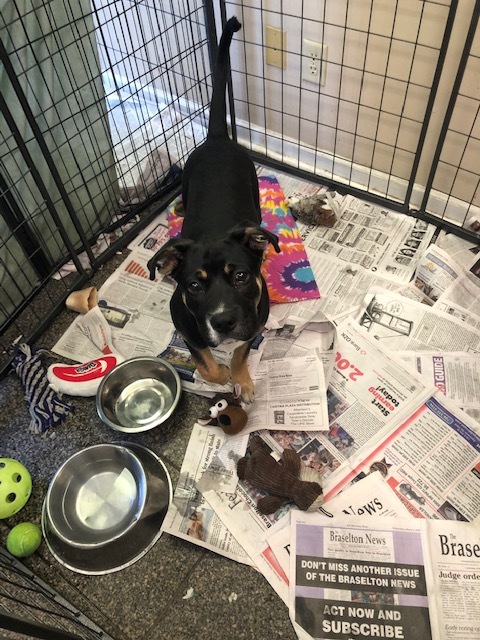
left=265, top=26, right=287, bottom=69
left=302, top=39, right=328, bottom=85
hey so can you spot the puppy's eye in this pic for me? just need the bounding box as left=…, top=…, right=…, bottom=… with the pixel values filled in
left=234, top=271, right=249, bottom=284
left=187, top=281, right=202, bottom=293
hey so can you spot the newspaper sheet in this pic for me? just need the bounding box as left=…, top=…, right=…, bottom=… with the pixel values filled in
left=413, top=245, right=464, bottom=305
left=355, top=289, right=480, bottom=353
left=323, top=317, right=429, bottom=463
left=162, top=423, right=251, bottom=564
left=397, top=351, right=480, bottom=422
left=434, top=270, right=480, bottom=329
left=52, top=246, right=176, bottom=362
left=297, top=193, right=435, bottom=284
left=323, top=391, right=480, bottom=523
left=290, top=512, right=480, bottom=640
left=435, top=229, right=480, bottom=271
left=245, top=353, right=329, bottom=432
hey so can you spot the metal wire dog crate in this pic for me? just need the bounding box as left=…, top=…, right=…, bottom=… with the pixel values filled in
left=1, top=0, right=480, bottom=376
left=224, top=0, right=480, bottom=233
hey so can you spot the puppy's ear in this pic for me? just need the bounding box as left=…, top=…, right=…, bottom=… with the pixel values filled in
left=228, top=221, right=281, bottom=254
left=147, top=238, right=194, bottom=279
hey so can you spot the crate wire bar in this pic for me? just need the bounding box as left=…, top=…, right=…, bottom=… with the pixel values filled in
left=419, top=1, right=480, bottom=238
left=0, top=548, right=114, bottom=639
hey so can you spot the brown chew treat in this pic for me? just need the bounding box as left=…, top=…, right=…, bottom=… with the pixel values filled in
left=237, top=436, right=323, bottom=514
left=65, top=286, right=98, bottom=314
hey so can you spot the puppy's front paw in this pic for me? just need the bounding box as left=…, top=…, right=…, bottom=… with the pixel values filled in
left=234, top=375, right=255, bottom=404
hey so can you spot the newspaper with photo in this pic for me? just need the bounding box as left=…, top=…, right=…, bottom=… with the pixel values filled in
left=321, top=317, right=429, bottom=463
left=322, top=390, right=480, bottom=523
left=290, top=512, right=480, bottom=640
left=296, top=192, right=436, bottom=283
left=162, top=423, right=251, bottom=564
left=52, top=246, right=176, bottom=362
left=412, top=245, right=464, bottom=306
left=355, top=289, right=480, bottom=353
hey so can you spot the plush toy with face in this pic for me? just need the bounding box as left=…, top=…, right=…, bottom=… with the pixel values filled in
left=237, top=436, right=323, bottom=514
left=198, top=386, right=248, bottom=436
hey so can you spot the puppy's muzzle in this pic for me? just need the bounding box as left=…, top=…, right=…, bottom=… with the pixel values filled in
left=210, top=310, right=238, bottom=335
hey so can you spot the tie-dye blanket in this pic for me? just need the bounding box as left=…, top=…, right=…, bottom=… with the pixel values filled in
left=167, top=174, right=320, bottom=304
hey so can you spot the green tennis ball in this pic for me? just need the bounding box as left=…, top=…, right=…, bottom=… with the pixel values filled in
left=6, top=522, right=42, bottom=558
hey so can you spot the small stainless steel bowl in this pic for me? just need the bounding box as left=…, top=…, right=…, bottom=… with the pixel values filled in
left=45, top=444, right=147, bottom=549
left=96, top=357, right=181, bottom=433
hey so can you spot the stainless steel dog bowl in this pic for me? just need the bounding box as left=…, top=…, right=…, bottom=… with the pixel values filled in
left=96, top=357, right=181, bottom=433
left=42, top=443, right=172, bottom=574
left=45, top=444, right=147, bottom=549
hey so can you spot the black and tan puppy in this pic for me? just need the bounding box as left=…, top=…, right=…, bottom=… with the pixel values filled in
left=148, top=17, right=279, bottom=402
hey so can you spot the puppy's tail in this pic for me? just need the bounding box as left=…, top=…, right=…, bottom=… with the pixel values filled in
left=207, top=16, right=241, bottom=140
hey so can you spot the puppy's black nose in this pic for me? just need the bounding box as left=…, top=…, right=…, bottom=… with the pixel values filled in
left=210, top=311, right=237, bottom=334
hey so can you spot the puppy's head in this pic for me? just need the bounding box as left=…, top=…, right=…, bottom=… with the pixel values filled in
left=148, top=222, right=280, bottom=347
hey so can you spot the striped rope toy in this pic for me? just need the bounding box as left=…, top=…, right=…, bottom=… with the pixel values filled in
left=12, top=344, right=74, bottom=434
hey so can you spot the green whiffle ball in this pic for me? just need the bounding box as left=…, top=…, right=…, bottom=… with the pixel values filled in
left=6, top=522, right=42, bottom=558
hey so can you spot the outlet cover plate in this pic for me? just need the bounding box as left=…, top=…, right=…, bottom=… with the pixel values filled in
left=302, top=39, right=327, bottom=85
left=265, top=26, right=287, bottom=69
